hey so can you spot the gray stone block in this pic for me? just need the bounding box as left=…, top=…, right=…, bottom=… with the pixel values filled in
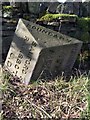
left=4, top=19, right=82, bottom=85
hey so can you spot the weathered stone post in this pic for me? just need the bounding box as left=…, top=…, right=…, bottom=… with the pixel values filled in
left=4, top=19, right=82, bottom=84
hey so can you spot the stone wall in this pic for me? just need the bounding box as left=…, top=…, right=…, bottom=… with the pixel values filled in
left=2, top=2, right=90, bottom=71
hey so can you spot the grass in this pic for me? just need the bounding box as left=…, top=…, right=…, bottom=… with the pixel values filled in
left=0, top=71, right=10, bottom=92
left=0, top=111, right=3, bottom=120
left=1, top=69, right=90, bottom=119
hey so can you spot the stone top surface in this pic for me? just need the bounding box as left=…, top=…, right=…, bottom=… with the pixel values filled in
left=19, top=19, right=82, bottom=48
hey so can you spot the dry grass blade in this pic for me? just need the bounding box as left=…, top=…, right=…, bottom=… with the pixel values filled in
left=26, top=99, right=52, bottom=118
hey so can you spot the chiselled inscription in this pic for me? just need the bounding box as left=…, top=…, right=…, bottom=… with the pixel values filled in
left=27, top=24, right=66, bottom=41
left=4, top=19, right=82, bottom=84
left=16, top=58, right=21, bottom=64
left=7, top=61, right=12, bottom=67
left=18, top=53, right=23, bottom=59
left=10, top=53, right=14, bottom=58
left=31, top=41, right=37, bottom=47
left=27, top=22, right=75, bottom=44
left=25, top=59, right=31, bottom=64
left=15, top=64, right=19, bottom=69
left=24, top=36, right=29, bottom=41
left=22, top=65, right=28, bottom=74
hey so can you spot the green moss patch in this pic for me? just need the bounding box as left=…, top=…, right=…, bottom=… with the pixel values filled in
left=3, top=5, right=13, bottom=12
left=37, top=13, right=78, bottom=21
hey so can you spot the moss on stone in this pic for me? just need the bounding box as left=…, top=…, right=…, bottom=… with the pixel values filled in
left=37, top=13, right=78, bottom=21
left=3, top=5, right=13, bottom=12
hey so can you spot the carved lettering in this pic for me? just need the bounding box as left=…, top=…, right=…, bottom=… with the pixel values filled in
left=26, top=23, right=70, bottom=43
left=28, top=49, right=33, bottom=55
left=29, top=46, right=34, bottom=51
left=48, top=32, right=52, bottom=36
left=18, top=53, right=23, bottom=59
left=53, top=34, right=58, bottom=39
left=25, top=59, right=31, bottom=64
left=10, top=53, right=14, bottom=58
left=12, top=71, right=18, bottom=75
left=67, top=39, right=72, bottom=42
left=15, top=64, right=19, bottom=69
left=16, top=58, right=21, bottom=64
left=31, top=25, right=36, bottom=29
left=24, top=36, right=29, bottom=41
left=37, top=27, right=42, bottom=32
left=15, top=71, right=18, bottom=75
left=22, top=69, right=27, bottom=74
left=27, top=24, right=31, bottom=28
left=31, top=41, right=37, bottom=47
left=41, top=29, right=48, bottom=34
left=59, top=36, right=62, bottom=39
left=7, top=61, right=12, bottom=67
left=23, top=64, right=28, bottom=70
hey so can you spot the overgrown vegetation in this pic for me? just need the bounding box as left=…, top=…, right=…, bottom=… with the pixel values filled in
left=77, top=17, right=90, bottom=31
left=1, top=70, right=90, bottom=119
left=77, top=17, right=90, bottom=42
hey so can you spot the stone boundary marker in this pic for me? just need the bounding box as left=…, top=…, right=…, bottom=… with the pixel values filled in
left=4, top=19, right=82, bottom=85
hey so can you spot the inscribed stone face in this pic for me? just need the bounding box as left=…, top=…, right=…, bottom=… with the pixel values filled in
left=4, top=19, right=82, bottom=84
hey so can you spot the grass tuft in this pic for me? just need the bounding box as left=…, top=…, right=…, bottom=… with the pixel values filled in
left=1, top=70, right=90, bottom=119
